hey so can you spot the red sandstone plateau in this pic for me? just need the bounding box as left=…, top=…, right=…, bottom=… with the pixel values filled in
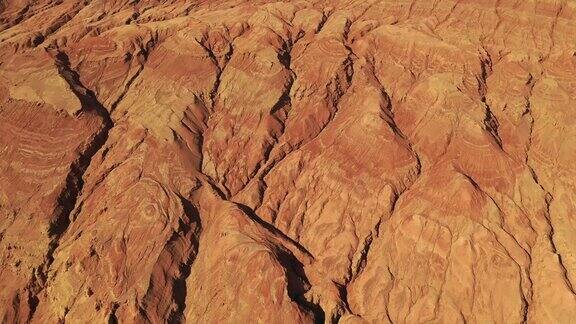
left=1, top=0, right=576, bottom=323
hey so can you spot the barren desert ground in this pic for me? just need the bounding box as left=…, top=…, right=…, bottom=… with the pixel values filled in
left=1, top=1, right=576, bottom=323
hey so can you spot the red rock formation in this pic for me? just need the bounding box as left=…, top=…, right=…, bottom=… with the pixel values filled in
left=1, top=1, right=576, bottom=323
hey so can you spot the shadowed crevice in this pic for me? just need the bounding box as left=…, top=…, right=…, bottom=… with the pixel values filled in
left=168, top=196, right=202, bottom=323
left=25, top=49, right=114, bottom=321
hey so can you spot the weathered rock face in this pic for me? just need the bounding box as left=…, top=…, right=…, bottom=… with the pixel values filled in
left=1, top=0, right=576, bottom=323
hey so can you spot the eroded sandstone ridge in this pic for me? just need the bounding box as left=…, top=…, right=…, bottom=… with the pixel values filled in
left=1, top=0, right=576, bottom=323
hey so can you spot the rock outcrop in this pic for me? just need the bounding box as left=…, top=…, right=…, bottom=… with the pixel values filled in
left=1, top=1, right=576, bottom=323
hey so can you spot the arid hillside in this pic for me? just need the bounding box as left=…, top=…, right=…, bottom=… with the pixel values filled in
left=1, top=0, right=576, bottom=323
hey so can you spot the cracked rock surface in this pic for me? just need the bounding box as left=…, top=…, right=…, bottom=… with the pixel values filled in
left=1, top=0, right=576, bottom=323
